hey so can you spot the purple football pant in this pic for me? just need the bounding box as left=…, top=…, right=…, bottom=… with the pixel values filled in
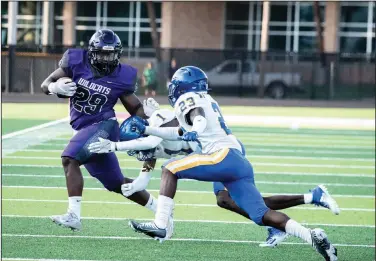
left=62, top=119, right=125, bottom=192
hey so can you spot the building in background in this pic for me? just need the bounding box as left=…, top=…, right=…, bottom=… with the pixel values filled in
left=1, top=1, right=375, bottom=55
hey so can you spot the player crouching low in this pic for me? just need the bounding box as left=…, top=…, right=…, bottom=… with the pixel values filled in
left=88, top=69, right=339, bottom=255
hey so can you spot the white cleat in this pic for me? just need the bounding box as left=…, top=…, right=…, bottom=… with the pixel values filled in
left=311, top=228, right=338, bottom=261
left=311, top=185, right=340, bottom=215
left=50, top=212, right=82, bottom=231
left=259, top=227, right=289, bottom=248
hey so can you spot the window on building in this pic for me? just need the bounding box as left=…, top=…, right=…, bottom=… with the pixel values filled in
left=339, top=2, right=374, bottom=55
left=16, top=1, right=42, bottom=45
left=225, top=1, right=262, bottom=51
left=1, top=1, right=8, bottom=45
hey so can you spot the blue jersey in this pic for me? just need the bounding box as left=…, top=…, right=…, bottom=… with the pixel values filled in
left=60, top=49, right=137, bottom=130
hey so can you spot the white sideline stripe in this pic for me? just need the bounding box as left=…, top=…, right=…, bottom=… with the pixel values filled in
left=2, top=233, right=375, bottom=248
left=3, top=174, right=374, bottom=188
left=3, top=156, right=374, bottom=169
left=2, top=185, right=374, bottom=198
left=2, top=117, right=70, bottom=140
left=3, top=215, right=376, bottom=228
left=4, top=148, right=375, bottom=156
left=3, top=198, right=374, bottom=212
left=3, top=259, right=119, bottom=261
left=2, top=167, right=374, bottom=178
left=38, top=141, right=375, bottom=149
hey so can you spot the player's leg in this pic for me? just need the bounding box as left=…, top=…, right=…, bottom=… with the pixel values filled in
left=51, top=121, right=110, bottom=231
left=213, top=182, right=249, bottom=219
left=84, top=152, right=157, bottom=212
left=223, top=158, right=337, bottom=260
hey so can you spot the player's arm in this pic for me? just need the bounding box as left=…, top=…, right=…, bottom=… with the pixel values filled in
left=116, top=135, right=163, bottom=151
left=41, top=50, right=76, bottom=97
left=119, top=93, right=148, bottom=118
left=187, top=107, right=207, bottom=134
left=121, top=159, right=156, bottom=197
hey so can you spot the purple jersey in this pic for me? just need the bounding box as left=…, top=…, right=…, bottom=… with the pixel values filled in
left=60, top=49, right=137, bottom=130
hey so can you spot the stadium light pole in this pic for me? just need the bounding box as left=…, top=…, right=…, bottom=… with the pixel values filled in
left=7, top=1, right=18, bottom=93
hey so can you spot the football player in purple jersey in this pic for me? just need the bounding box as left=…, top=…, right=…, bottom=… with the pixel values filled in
left=41, top=29, right=162, bottom=231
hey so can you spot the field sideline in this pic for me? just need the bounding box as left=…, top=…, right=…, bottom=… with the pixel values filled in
left=1, top=103, right=375, bottom=261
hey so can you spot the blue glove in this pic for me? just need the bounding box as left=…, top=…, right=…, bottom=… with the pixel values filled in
left=180, top=131, right=199, bottom=142
left=130, top=117, right=147, bottom=134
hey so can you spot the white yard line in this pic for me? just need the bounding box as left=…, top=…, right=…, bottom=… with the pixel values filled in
left=37, top=141, right=375, bottom=149
left=2, top=185, right=374, bottom=198
left=3, top=174, right=374, bottom=188
left=2, top=233, right=374, bottom=248
left=2, top=167, right=374, bottom=178
left=2, top=234, right=375, bottom=248
left=3, top=198, right=374, bottom=212
left=2, top=117, right=70, bottom=140
left=4, top=148, right=375, bottom=156
left=4, top=151, right=375, bottom=162
left=3, top=215, right=376, bottom=228
left=3, top=156, right=374, bottom=169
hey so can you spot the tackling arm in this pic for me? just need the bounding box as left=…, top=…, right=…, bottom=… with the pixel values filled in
left=116, top=135, right=163, bottom=151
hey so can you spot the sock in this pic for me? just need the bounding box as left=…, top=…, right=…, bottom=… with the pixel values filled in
left=145, top=195, right=158, bottom=213
left=304, top=193, right=313, bottom=204
left=154, top=195, right=174, bottom=229
left=68, top=196, right=82, bottom=219
left=285, top=219, right=312, bottom=245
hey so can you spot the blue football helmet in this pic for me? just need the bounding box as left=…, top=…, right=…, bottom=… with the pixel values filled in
left=119, top=116, right=149, bottom=142
left=168, top=66, right=209, bottom=107
left=88, top=29, right=122, bottom=75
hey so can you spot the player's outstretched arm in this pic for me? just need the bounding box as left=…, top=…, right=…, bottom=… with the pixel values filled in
left=122, top=159, right=156, bottom=197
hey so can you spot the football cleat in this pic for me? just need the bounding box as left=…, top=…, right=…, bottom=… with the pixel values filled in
left=259, top=227, right=289, bottom=248
left=311, top=185, right=340, bottom=215
left=311, top=228, right=338, bottom=261
left=129, top=220, right=167, bottom=243
left=50, top=212, right=81, bottom=231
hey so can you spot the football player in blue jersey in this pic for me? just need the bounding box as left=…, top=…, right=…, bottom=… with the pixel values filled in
left=127, top=66, right=338, bottom=260
left=40, top=29, right=162, bottom=231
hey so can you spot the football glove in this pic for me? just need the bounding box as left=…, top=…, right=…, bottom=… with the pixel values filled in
left=143, top=98, right=160, bottom=117
left=48, top=78, right=77, bottom=96
left=180, top=131, right=198, bottom=142
left=121, top=171, right=151, bottom=197
left=88, top=138, right=116, bottom=153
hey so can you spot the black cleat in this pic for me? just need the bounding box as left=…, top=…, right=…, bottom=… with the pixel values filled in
left=129, top=220, right=167, bottom=243
left=311, top=228, right=338, bottom=261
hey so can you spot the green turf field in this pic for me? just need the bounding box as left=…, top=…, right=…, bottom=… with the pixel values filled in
left=2, top=103, right=375, bottom=261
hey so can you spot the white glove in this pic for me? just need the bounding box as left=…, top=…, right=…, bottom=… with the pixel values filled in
left=143, top=98, right=160, bottom=117
left=48, top=78, right=77, bottom=96
left=121, top=171, right=151, bottom=197
left=88, top=137, right=116, bottom=154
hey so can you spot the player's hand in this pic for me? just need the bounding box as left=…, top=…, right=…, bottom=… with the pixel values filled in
left=180, top=131, right=198, bottom=142
left=48, top=78, right=77, bottom=96
left=88, top=138, right=116, bottom=153
left=121, top=171, right=151, bottom=197
left=130, top=118, right=146, bottom=134
left=143, top=98, right=160, bottom=117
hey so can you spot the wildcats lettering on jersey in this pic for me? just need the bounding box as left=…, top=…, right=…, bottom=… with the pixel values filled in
left=77, top=78, right=111, bottom=95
